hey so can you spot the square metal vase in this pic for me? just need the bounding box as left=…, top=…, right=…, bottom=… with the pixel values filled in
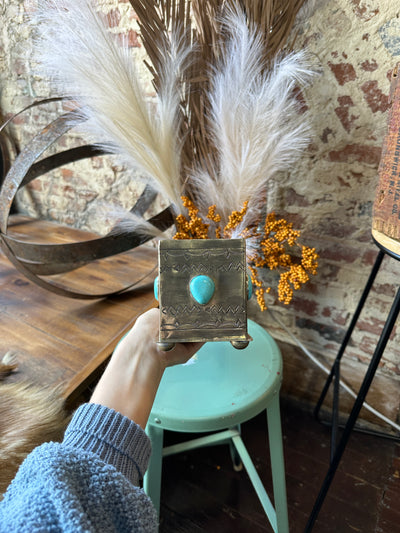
left=157, top=238, right=249, bottom=345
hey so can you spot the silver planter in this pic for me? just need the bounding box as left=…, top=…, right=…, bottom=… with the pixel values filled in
left=155, top=238, right=252, bottom=350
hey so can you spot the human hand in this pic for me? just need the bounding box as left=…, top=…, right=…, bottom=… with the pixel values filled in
left=90, top=307, right=203, bottom=427
left=130, top=307, right=203, bottom=369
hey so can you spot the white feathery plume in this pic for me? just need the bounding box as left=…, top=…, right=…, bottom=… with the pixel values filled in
left=97, top=202, right=167, bottom=239
left=190, top=7, right=316, bottom=234
left=33, top=0, right=188, bottom=213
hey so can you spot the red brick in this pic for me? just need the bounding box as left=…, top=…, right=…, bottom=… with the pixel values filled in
left=334, top=310, right=350, bottom=326
left=318, top=243, right=359, bottom=263
left=321, top=127, right=334, bottom=143
left=13, top=59, right=26, bottom=76
left=302, top=281, right=319, bottom=295
left=57, top=137, right=69, bottom=149
left=292, top=86, right=308, bottom=113
left=277, top=211, right=305, bottom=229
left=328, top=143, right=382, bottom=166
left=62, top=185, right=77, bottom=199
left=387, top=68, right=395, bottom=82
left=91, top=157, right=104, bottom=170
left=337, top=175, right=351, bottom=188
left=358, top=334, right=395, bottom=360
left=28, top=180, right=42, bottom=192
left=358, top=335, right=376, bottom=357
left=335, top=95, right=359, bottom=132
left=322, top=306, right=331, bottom=318
left=61, top=168, right=74, bottom=181
left=285, top=188, right=310, bottom=207
left=316, top=217, right=359, bottom=239
left=368, top=295, right=397, bottom=315
left=360, top=80, right=390, bottom=113
left=357, top=316, right=396, bottom=337
left=357, top=229, right=373, bottom=243
left=384, top=363, right=400, bottom=375
left=321, top=306, right=349, bottom=326
left=372, top=283, right=396, bottom=298
left=324, top=342, right=338, bottom=351
left=350, top=170, right=364, bottom=181
left=337, top=94, right=354, bottom=107
left=360, top=59, right=378, bottom=72
left=362, top=248, right=379, bottom=265
left=350, top=0, right=379, bottom=21
left=6, top=113, right=25, bottom=126
left=291, top=297, right=318, bottom=316
left=327, top=62, right=356, bottom=86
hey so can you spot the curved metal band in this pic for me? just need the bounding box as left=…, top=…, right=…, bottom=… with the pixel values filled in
left=0, top=107, right=173, bottom=298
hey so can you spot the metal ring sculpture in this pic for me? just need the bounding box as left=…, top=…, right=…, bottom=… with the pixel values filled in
left=0, top=99, right=174, bottom=298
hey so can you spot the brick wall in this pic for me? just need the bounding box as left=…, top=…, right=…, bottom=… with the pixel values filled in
left=1, top=0, right=400, bottom=426
left=0, top=0, right=160, bottom=233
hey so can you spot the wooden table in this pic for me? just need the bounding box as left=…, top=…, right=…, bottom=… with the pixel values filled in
left=0, top=216, right=158, bottom=407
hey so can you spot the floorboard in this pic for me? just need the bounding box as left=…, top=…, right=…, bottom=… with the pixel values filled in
left=158, top=397, right=400, bottom=533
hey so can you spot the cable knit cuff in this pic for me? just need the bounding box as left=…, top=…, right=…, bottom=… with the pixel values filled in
left=63, top=403, right=151, bottom=486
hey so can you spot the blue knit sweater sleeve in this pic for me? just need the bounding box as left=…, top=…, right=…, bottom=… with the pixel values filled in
left=0, top=403, right=158, bottom=533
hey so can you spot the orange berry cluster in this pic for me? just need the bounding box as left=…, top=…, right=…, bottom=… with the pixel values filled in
left=206, top=204, right=222, bottom=239
left=174, top=197, right=249, bottom=240
left=248, top=264, right=271, bottom=311
left=248, top=213, right=318, bottom=309
left=173, top=198, right=318, bottom=310
left=174, top=196, right=210, bottom=239
left=223, top=201, right=249, bottom=237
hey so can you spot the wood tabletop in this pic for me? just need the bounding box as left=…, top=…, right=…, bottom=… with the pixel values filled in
left=0, top=216, right=158, bottom=405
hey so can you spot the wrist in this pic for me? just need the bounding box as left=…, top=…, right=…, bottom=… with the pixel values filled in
left=90, top=338, right=164, bottom=428
left=88, top=307, right=200, bottom=429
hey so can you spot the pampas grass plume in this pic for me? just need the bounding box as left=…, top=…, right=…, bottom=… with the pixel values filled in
left=33, top=0, right=188, bottom=212
left=190, top=7, right=317, bottom=234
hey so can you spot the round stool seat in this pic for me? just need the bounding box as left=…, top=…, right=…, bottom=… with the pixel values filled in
left=149, top=320, right=282, bottom=432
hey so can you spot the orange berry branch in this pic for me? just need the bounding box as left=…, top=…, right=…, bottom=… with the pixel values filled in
left=173, top=196, right=318, bottom=311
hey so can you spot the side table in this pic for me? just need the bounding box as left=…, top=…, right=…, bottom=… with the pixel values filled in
left=0, top=215, right=158, bottom=406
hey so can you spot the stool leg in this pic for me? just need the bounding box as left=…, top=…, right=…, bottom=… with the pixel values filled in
left=229, top=424, right=243, bottom=471
left=267, top=394, right=289, bottom=533
left=144, top=424, right=164, bottom=516
left=232, top=434, right=277, bottom=530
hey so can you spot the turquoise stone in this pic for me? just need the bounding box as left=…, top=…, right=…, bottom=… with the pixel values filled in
left=154, top=276, right=159, bottom=301
left=190, top=275, right=215, bottom=305
left=246, top=269, right=253, bottom=300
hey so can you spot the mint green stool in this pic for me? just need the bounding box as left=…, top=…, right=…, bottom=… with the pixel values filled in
left=144, top=320, right=289, bottom=533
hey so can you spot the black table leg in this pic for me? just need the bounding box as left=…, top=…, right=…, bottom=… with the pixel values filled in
left=305, top=285, right=400, bottom=532
left=313, top=249, right=385, bottom=456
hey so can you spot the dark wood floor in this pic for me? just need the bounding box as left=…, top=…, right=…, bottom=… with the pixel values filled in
left=158, top=397, right=400, bottom=533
